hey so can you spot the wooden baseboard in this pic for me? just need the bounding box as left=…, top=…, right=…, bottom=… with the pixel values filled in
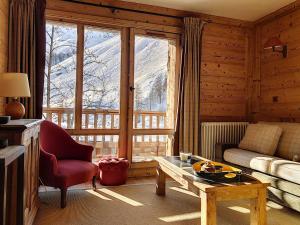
left=128, top=167, right=156, bottom=178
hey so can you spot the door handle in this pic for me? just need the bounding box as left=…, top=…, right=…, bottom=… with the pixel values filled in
left=129, top=86, right=135, bottom=91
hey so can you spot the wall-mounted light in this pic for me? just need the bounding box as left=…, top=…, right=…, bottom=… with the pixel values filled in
left=263, top=37, right=287, bottom=58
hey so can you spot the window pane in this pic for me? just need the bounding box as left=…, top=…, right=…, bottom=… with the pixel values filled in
left=43, top=21, right=77, bottom=129
left=82, top=26, right=121, bottom=129
left=133, top=35, right=176, bottom=129
left=132, top=135, right=169, bottom=162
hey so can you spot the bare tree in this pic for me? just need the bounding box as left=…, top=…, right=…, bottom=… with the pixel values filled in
left=45, top=25, right=119, bottom=110
left=45, top=23, right=77, bottom=108
left=134, top=83, right=145, bottom=111
left=82, top=30, right=118, bottom=109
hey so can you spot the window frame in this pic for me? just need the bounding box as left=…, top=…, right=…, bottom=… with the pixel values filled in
left=44, top=14, right=182, bottom=164
left=128, top=28, right=181, bottom=163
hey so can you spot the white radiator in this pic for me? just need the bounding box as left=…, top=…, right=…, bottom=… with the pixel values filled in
left=201, top=122, right=249, bottom=160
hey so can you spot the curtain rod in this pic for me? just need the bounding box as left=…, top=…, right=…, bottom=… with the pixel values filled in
left=64, top=0, right=213, bottom=23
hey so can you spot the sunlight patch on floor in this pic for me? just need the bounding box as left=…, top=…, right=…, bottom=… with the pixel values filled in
left=227, top=206, right=250, bottom=214
left=85, top=189, right=112, bottom=200
left=159, top=212, right=201, bottom=222
left=98, top=188, right=143, bottom=206
left=169, top=186, right=198, bottom=197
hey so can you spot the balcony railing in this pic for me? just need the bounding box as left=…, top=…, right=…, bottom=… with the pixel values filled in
left=42, top=107, right=169, bottom=160
left=43, top=107, right=168, bottom=129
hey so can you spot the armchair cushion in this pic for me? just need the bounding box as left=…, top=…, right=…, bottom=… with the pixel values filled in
left=56, top=160, right=98, bottom=189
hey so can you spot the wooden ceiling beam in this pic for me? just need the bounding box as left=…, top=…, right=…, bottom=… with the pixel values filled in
left=61, top=0, right=254, bottom=28
left=46, top=8, right=183, bottom=33
left=48, top=0, right=182, bottom=27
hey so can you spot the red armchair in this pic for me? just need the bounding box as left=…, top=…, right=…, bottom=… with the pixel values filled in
left=39, top=120, right=98, bottom=208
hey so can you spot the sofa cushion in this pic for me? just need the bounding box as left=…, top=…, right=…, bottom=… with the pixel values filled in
left=270, top=159, right=300, bottom=185
left=223, top=148, right=280, bottom=173
left=259, top=122, right=300, bottom=161
left=251, top=171, right=300, bottom=197
left=238, top=124, right=282, bottom=155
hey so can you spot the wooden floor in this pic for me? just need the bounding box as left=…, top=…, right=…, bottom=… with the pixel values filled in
left=35, top=177, right=300, bottom=225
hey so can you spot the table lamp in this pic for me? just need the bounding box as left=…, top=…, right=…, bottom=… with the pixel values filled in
left=0, top=73, right=31, bottom=120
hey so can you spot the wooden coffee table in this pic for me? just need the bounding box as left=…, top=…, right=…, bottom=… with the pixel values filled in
left=155, top=156, right=269, bottom=225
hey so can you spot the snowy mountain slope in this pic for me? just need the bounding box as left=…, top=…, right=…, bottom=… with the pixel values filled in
left=44, top=26, right=169, bottom=112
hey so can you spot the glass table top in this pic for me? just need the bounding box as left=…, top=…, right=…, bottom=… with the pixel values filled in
left=162, top=156, right=257, bottom=184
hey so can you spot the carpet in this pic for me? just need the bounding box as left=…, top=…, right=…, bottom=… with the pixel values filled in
left=34, top=182, right=300, bottom=225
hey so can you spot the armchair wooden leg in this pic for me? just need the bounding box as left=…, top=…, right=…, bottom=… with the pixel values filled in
left=92, top=176, right=97, bottom=190
left=61, top=188, right=67, bottom=208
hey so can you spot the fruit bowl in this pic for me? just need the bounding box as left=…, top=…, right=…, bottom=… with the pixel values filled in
left=192, top=160, right=242, bottom=182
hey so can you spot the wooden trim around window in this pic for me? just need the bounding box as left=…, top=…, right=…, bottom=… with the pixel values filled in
left=75, top=24, right=84, bottom=130
left=45, top=9, right=182, bottom=34
left=119, top=27, right=130, bottom=158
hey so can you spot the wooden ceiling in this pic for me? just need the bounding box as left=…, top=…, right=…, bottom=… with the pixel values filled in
left=124, top=0, right=296, bottom=21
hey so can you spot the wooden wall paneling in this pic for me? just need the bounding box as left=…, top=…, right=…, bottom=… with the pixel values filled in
left=200, top=103, right=246, bottom=117
left=200, top=23, right=250, bottom=121
left=0, top=0, right=8, bottom=115
left=245, top=28, right=256, bottom=121
left=255, top=5, right=300, bottom=122
left=251, top=26, right=261, bottom=116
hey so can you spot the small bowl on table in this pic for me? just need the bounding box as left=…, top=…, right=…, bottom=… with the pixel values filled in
left=0, top=139, right=8, bottom=149
left=0, top=116, right=11, bottom=125
left=180, top=152, right=192, bottom=162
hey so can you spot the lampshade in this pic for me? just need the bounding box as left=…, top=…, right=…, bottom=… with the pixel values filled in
left=0, top=73, right=31, bottom=98
left=263, top=37, right=284, bottom=49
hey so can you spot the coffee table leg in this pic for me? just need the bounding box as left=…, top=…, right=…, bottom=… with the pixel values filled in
left=250, top=188, right=267, bottom=225
left=200, top=191, right=217, bottom=225
left=156, top=166, right=166, bottom=196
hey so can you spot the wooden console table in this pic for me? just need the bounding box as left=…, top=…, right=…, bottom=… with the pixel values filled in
left=155, top=156, right=269, bottom=225
left=0, top=119, right=42, bottom=225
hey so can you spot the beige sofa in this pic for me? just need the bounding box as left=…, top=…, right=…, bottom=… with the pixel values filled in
left=217, top=122, right=300, bottom=212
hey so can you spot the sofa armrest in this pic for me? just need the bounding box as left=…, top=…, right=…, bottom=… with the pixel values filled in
left=215, top=143, right=238, bottom=162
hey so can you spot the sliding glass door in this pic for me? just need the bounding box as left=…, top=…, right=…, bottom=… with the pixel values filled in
left=81, top=26, right=121, bottom=158
left=129, top=29, right=180, bottom=162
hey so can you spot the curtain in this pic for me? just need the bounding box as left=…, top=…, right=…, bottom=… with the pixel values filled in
left=174, top=17, right=204, bottom=156
left=8, top=0, right=46, bottom=119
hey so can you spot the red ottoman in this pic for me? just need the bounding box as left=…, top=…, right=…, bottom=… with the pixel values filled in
left=98, top=157, right=129, bottom=186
